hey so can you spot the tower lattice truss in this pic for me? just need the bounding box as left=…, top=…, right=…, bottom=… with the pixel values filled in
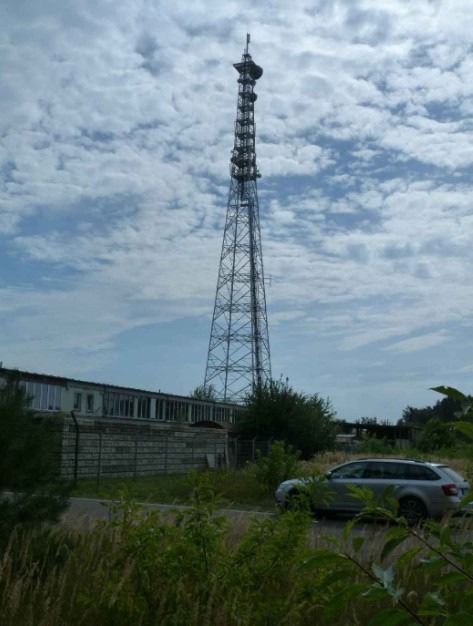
left=205, top=36, right=271, bottom=403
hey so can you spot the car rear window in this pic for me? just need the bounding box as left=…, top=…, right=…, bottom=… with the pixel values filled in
left=401, top=464, right=439, bottom=481
left=438, top=466, right=465, bottom=482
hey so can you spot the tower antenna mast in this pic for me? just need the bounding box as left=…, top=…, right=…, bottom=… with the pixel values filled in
left=204, top=35, right=272, bottom=403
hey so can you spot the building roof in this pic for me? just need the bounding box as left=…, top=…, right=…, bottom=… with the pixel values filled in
left=0, top=366, right=239, bottom=408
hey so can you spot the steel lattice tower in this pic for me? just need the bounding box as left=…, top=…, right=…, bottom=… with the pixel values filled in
left=204, top=35, right=271, bottom=403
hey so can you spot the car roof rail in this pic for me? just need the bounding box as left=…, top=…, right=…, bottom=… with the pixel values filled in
left=356, top=457, right=427, bottom=464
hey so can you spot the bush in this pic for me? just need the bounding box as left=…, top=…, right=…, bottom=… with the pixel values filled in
left=246, top=440, right=300, bottom=495
left=356, top=435, right=391, bottom=455
left=3, top=472, right=473, bottom=625
left=0, top=373, right=70, bottom=548
left=239, top=378, right=338, bottom=459
left=416, top=417, right=456, bottom=452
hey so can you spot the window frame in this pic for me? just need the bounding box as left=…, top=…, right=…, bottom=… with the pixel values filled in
left=73, top=392, right=82, bottom=411
left=86, top=393, right=94, bottom=413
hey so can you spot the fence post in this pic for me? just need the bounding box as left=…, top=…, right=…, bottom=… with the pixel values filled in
left=133, top=435, right=138, bottom=480
left=252, top=437, right=256, bottom=463
left=214, top=434, right=218, bottom=467
left=70, top=411, right=80, bottom=488
left=234, top=437, right=238, bottom=469
left=97, top=432, right=102, bottom=486
left=164, top=430, right=168, bottom=475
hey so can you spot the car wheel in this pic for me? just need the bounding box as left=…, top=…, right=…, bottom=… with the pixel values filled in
left=398, top=496, right=427, bottom=525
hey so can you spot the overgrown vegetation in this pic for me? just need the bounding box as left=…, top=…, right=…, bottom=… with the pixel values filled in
left=399, top=391, right=473, bottom=428
left=70, top=445, right=473, bottom=506
left=4, top=382, right=473, bottom=624
left=247, top=440, right=301, bottom=494
left=3, top=472, right=473, bottom=626
left=238, top=377, right=338, bottom=459
left=0, top=373, right=70, bottom=549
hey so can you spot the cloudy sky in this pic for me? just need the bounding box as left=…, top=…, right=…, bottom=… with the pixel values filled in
left=2, top=0, right=473, bottom=422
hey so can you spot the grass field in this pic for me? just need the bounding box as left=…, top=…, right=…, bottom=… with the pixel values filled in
left=3, top=479, right=473, bottom=626
left=72, top=467, right=277, bottom=510
left=70, top=448, right=473, bottom=512
left=3, top=449, right=473, bottom=625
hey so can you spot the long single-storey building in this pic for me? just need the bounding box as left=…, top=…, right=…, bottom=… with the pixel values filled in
left=0, top=366, right=242, bottom=428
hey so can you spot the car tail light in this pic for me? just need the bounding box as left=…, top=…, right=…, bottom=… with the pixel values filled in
left=441, top=484, right=458, bottom=497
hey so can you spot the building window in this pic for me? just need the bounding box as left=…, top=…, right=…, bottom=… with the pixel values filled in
left=21, top=381, right=62, bottom=411
left=214, top=406, right=230, bottom=422
left=191, top=402, right=212, bottom=422
left=86, top=394, right=94, bottom=413
left=165, top=400, right=189, bottom=422
left=73, top=392, right=82, bottom=411
left=156, top=398, right=166, bottom=420
left=137, top=396, right=150, bottom=419
left=103, top=392, right=135, bottom=417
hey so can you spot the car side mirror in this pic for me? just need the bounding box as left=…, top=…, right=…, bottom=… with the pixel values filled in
left=325, top=471, right=332, bottom=480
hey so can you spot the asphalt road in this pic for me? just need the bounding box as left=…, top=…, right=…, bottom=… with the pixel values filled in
left=62, top=496, right=384, bottom=542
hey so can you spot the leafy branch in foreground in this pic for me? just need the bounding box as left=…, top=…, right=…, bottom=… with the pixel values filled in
left=301, top=481, right=473, bottom=626
left=432, top=385, right=473, bottom=508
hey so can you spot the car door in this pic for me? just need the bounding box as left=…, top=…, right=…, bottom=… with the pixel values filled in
left=361, top=461, right=400, bottom=502
left=326, top=461, right=369, bottom=511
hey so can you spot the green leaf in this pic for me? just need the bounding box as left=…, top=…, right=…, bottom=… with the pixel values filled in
left=381, top=535, right=410, bottom=562
left=372, top=563, right=395, bottom=588
left=321, top=584, right=369, bottom=621
left=421, top=591, right=446, bottom=608
left=300, top=550, right=348, bottom=571
left=342, top=517, right=356, bottom=538
left=352, top=536, right=364, bottom=553
left=366, top=607, right=412, bottom=626
left=437, top=571, right=468, bottom=586
left=420, top=554, right=445, bottom=571
left=384, top=526, right=410, bottom=541
left=418, top=609, right=445, bottom=617
left=439, top=524, right=453, bottom=547
left=397, top=546, right=422, bottom=568
left=459, top=491, right=473, bottom=508
left=431, top=386, right=468, bottom=402
left=451, top=421, right=473, bottom=441
left=444, top=613, right=473, bottom=626
left=363, top=583, right=388, bottom=601
left=319, top=568, right=354, bottom=589
left=459, top=592, right=473, bottom=612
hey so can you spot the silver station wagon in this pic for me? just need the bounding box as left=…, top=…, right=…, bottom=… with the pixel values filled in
left=275, top=458, right=470, bottom=524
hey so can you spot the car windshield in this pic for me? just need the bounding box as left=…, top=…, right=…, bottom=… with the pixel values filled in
left=438, top=465, right=466, bottom=483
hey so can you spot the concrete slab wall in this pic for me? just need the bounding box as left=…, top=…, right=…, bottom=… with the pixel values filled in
left=58, top=415, right=228, bottom=479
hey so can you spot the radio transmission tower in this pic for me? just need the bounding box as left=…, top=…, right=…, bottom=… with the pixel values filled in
left=204, top=35, right=271, bottom=403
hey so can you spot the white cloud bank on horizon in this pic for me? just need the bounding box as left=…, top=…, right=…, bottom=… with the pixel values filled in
left=1, top=0, right=473, bottom=420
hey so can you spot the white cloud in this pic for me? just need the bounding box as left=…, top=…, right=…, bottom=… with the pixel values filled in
left=1, top=0, right=473, bottom=420
left=385, top=332, right=451, bottom=354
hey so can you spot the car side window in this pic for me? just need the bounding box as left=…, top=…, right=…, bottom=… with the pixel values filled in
left=330, top=462, right=368, bottom=479
left=363, top=462, right=403, bottom=479
left=403, top=464, right=439, bottom=481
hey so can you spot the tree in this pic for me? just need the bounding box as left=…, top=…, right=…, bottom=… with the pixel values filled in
left=399, top=405, right=434, bottom=427
left=190, top=384, right=218, bottom=401
left=415, top=416, right=456, bottom=452
left=238, top=378, right=337, bottom=459
left=357, top=417, right=378, bottom=425
left=399, top=395, right=468, bottom=427
left=0, top=374, right=70, bottom=546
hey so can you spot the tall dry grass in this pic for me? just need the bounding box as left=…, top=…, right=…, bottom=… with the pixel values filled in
left=1, top=503, right=472, bottom=626
left=299, top=449, right=473, bottom=478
